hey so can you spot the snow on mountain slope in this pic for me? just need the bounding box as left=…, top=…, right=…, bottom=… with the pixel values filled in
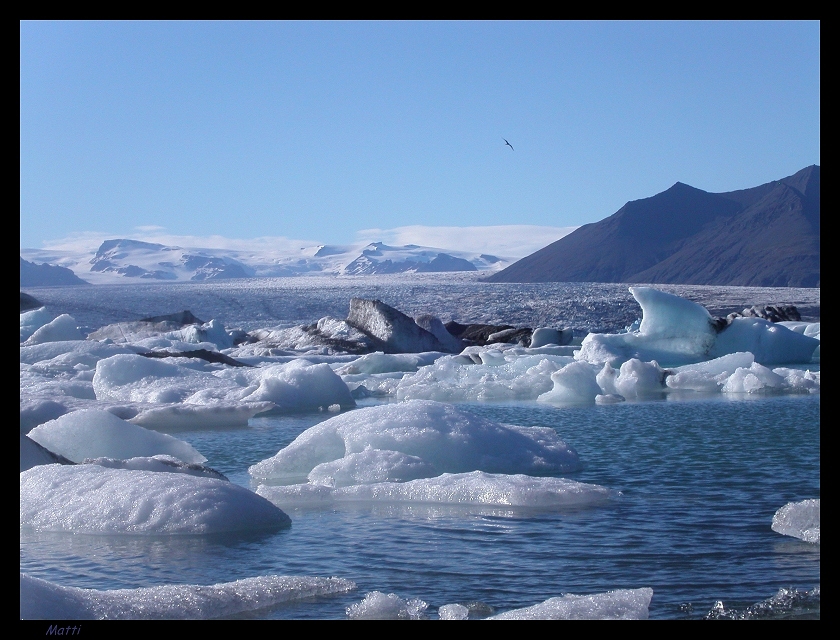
left=21, top=239, right=516, bottom=285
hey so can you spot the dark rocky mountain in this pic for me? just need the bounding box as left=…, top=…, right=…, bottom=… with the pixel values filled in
left=20, top=257, right=89, bottom=286
left=486, top=165, right=820, bottom=287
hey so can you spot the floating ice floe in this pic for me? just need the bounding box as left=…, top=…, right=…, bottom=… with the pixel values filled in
left=346, top=591, right=429, bottom=620
left=21, top=312, right=84, bottom=345
left=88, top=353, right=355, bottom=426
left=257, top=470, right=616, bottom=510
left=344, top=587, right=653, bottom=620
left=704, top=586, right=820, bottom=620
left=19, top=286, right=819, bottom=433
left=26, top=409, right=207, bottom=464
left=20, top=463, right=291, bottom=534
left=20, top=307, right=58, bottom=343
left=249, top=399, right=582, bottom=485
left=486, top=587, right=653, bottom=620
left=771, top=499, right=820, bottom=544
left=20, top=573, right=356, bottom=620
left=575, top=287, right=819, bottom=368
left=250, top=400, right=617, bottom=511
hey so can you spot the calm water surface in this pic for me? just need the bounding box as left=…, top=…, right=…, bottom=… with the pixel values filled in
left=20, top=394, right=820, bottom=620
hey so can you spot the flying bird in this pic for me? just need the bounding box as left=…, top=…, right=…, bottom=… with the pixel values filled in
left=503, top=138, right=514, bottom=151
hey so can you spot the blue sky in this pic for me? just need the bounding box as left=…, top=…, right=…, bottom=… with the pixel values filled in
left=20, top=21, right=820, bottom=253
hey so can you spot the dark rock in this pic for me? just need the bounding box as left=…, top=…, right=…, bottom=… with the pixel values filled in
left=714, top=304, right=803, bottom=330
left=346, top=298, right=449, bottom=353
left=444, top=321, right=532, bottom=346
left=20, top=292, right=42, bottom=312
left=139, top=349, right=253, bottom=367
left=140, top=310, right=205, bottom=325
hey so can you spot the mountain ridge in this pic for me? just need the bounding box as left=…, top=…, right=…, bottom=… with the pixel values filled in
left=486, top=165, right=819, bottom=287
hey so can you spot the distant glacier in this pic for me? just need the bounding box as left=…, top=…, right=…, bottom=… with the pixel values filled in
left=20, top=238, right=515, bottom=286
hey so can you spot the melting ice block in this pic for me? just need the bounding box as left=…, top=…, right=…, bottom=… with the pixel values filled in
left=487, top=587, right=653, bottom=620
left=709, top=316, right=820, bottom=365
left=772, top=499, right=820, bottom=544
left=576, top=287, right=718, bottom=367
left=257, top=471, right=616, bottom=510
left=91, top=353, right=355, bottom=415
left=346, top=591, right=429, bottom=620
left=20, top=573, right=355, bottom=620
left=249, top=399, right=581, bottom=484
left=27, top=409, right=206, bottom=464
left=22, top=313, right=84, bottom=345
left=20, top=464, right=291, bottom=534
left=575, top=286, right=819, bottom=368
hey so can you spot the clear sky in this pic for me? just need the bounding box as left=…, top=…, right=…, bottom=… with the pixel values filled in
left=20, top=20, right=820, bottom=253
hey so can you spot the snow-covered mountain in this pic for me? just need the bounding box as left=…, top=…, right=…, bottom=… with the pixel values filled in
left=21, top=238, right=514, bottom=286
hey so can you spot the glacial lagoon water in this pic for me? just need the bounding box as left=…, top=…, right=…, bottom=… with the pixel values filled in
left=20, top=275, right=820, bottom=619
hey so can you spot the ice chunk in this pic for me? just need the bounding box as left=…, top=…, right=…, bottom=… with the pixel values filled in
left=720, top=362, right=786, bottom=394
left=665, top=352, right=756, bottom=392
left=346, top=591, right=428, bottom=620
left=249, top=400, right=581, bottom=484
left=710, top=317, right=820, bottom=365
left=394, top=352, right=571, bottom=403
left=308, top=448, right=436, bottom=487
left=27, top=409, right=206, bottom=464
left=530, top=327, right=573, bottom=348
left=92, top=354, right=355, bottom=413
left=487, top=587, right=653, bottom=620
left=22, top=314, right=84, bottom=345
left=575, top=287, right=717, bottom=367
left=772, top=499, right=819, bottom=543
left=258, top=471, right=615, bottom=510
left=414, top=313, right=465, bottom=353
left=20, top=307, right=55, bottom=343
left=537, top=361, right=602, bottom=404
left=438, top=603, right=470, bottom=620
left=20, top=464, right=291, bottom=534
left=613, top=358, right=667, bottom=399
left=20, top=573, right=355, bottom=620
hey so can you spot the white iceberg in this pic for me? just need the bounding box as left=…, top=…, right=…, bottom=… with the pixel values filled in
left=92, top=354, right=354, bottom=415
left=346, top=591, right=429, bottom=620
left=249, top=399, right=581, bottom=485
left=20, top=573, right=355, bottom=620
left=771, top=499, right=820, bottom=544
left=575, top=287, right=818, bottom=367
left=22, top=313, right=84, bottom=345
left=20, top=463, right=291, bottom=534
left=27, top=409, right=207, bottom=464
